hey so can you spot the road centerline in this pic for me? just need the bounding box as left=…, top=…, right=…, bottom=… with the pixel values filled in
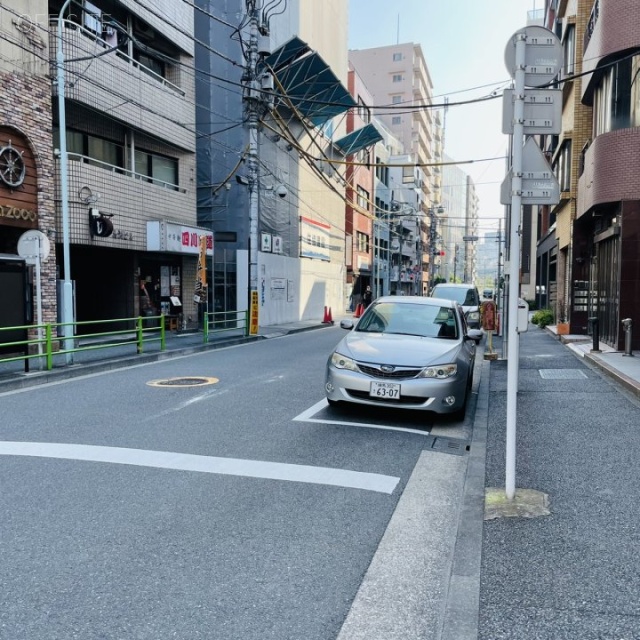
left=0, top=441, right=399, bottom=494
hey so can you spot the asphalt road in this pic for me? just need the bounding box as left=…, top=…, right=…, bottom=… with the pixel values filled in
left=0, top=326, right=474, bottom=640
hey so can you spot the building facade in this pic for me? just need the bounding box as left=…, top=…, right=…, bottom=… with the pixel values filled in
left=1, top=1, right=57, bottom=336
left=2, top=1, right=204, bottom=338
left=574, top=0, right=640, bottom=349
left=345, top=65, right=376, bottom=309
left=197, top=0, right=352, bottom=324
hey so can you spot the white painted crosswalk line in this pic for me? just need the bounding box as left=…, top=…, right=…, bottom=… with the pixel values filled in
left=0, top=441, right=400, bottom=494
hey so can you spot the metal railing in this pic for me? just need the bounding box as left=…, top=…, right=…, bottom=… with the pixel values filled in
left=0, top=316, right=166, bottom=372
left=0, top=309, right=252, bottom=373
left=203, top=310, right=250, bottom=343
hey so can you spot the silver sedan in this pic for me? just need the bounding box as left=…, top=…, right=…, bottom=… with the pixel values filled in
left=325, top=296, right=482, bottom=419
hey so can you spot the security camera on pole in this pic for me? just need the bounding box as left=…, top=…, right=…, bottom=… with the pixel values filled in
left=494, top=26, right=562, bottom=509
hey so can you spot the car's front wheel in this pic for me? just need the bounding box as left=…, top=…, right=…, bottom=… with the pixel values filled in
left=451, top=371, right=472, bottom=421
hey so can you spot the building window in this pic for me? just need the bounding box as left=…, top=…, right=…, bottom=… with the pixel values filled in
left=357, top=186, right=370, bottom=211
left=54, top=128, right=124, bottom=170
left=393, top=52, right=402, bottom=61
left=392, top=116, right=401, bottom=125
left=135, top=150, right=179, bottom=189
left=392, top=74, right=402, bottom=83
left=632, top=55, right=640, bottom=127
left=563, top=24, right=575, bottom=76
left=356, top=231, right=370, bottom=253
left=555, top=140, right=571, bottom=192
left=392, top=95, right=402, bottom=104
left=357, top=97, right=370, bottom=123
left=593, top=57, right=633, bottom=135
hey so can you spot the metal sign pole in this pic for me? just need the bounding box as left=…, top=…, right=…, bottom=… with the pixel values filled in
left=505, top=32, right=526, bottom=501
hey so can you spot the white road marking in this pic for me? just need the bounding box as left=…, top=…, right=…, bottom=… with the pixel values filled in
left=293, top=399, right=431, bottom=437
left=144, top=389, right=221, bottom=420
left=0, top=441, right=399, bottom=494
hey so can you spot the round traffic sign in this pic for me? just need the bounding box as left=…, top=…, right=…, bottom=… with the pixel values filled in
left=504, top=25, right=563, bottom=88
left=17, top=229, right=51, bottom=263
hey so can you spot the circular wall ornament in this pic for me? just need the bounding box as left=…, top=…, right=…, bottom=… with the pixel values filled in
left=0, top=142, right=26, bottom=188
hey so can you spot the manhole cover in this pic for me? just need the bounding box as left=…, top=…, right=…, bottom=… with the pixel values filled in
left=147, top=377, right=219, bottom=388
left=538, top=369, right=587, bottom=379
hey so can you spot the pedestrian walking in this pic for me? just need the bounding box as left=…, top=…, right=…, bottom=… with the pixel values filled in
left=362, top=285, right=373, bottom=308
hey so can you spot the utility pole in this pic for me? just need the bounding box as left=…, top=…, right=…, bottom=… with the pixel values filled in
left=497, top=217, right=503, bottom=338
left=453, top=244, right=459, bottom=282
left=245, top=2, right=260, bottom=308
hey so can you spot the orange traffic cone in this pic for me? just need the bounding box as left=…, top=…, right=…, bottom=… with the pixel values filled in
left=354, top=303, right=364, bottom=318
left=322, top=306, right=333, bottom=324
left=327, top=307, right=333, bottom=323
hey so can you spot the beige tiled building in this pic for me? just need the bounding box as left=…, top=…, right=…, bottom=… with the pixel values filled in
left=2, top=0, right=205, bottom=334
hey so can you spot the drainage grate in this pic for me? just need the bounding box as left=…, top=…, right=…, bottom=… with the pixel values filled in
left=430, top=437, right=469, bottom=457
left=538, top=369, right=587, bottom=380
left=147, top=376, right=219, bottom=388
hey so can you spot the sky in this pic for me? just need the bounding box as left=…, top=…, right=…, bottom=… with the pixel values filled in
left=348, top=0, right=540, bottom=236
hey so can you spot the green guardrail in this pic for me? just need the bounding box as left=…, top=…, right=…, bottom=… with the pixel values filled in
left=203, top=310, right=250, bottom=343
left=0, top=315, right=166, bottom=372
left=0, top=309, right=251, bottom=372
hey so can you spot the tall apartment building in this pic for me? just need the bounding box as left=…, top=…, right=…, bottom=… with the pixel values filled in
left=574, top=0, right=640, bottom=350
left=440, top=156, right=475, bottom=284
left=349, top=43, right=435, bottom=293
left=2, top=1, right=202, bottom=332
left=349, top=43, right=435, bottom=207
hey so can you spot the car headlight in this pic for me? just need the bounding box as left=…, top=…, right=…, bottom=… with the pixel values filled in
left=467, top=311, right=480, bottom=321
left=418, top=364, right=457, bottom=379
left=331, top=352, right=359, bottom=371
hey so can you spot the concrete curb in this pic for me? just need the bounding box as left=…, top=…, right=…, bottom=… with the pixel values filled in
left=440, top=357, right=490, bottom=639
left=583, top=351, right=640, bottom=399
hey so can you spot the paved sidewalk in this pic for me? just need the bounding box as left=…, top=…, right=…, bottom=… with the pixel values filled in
left=477, top=327, right=640, bottom=639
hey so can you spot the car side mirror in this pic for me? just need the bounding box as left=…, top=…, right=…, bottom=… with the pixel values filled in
left=340, top=319, right=355, bottom=330
left=466, top=329, right=483, bottom=342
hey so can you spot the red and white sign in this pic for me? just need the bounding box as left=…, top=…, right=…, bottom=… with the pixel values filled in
left=147, top=221, right=213, bottom=256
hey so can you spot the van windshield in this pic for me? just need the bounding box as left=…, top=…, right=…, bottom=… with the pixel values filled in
left=433, top=286, right=478, bottom=306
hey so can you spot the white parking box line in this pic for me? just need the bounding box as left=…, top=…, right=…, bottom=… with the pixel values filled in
left=293, top=399, right=432, bottom=437
left=0, top=441, right=399, bottom=494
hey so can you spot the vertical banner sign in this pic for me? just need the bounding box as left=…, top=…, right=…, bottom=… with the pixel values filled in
left=249, top=290, right=259, bottom=335
left=194, top=234, right=207, bottom=303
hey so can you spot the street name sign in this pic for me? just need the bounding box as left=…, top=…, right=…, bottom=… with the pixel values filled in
left=502, top=89, right=563, bottom=135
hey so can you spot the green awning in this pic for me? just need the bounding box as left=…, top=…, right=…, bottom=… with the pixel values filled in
left=264, top=38, right=355, bottom=127
left=333, top=123, right=383, bottom=156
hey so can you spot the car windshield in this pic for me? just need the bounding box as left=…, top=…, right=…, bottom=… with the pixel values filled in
left=356, top=302, right=459, bottom=339
left=433, top=286, right=478, bottom=306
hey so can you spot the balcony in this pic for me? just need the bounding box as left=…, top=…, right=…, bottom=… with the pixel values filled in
left=50, top=20, right=194, bottom=151
left=56, top=153, right=196, bottom=248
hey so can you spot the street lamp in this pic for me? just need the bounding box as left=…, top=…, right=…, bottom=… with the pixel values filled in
left=56, top=0, right=74, bottom=363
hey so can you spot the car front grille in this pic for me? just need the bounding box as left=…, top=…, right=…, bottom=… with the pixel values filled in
left=357, top=364, right=421, bottom=379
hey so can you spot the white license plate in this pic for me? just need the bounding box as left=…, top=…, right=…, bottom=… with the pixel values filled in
left=369, top=381, right=401, bottom=399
